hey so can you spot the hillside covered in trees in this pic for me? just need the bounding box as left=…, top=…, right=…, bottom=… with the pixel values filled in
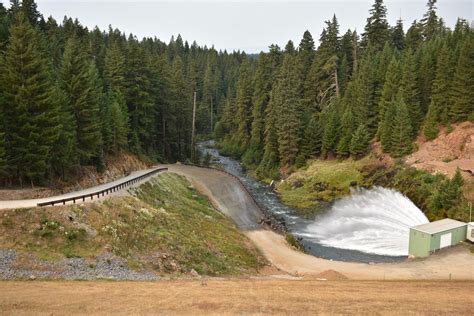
left=0, top=0, right=472, bottom=188
left=216, top=0, right=473, bottom=179
left=0, top=0, right=241, bottom=186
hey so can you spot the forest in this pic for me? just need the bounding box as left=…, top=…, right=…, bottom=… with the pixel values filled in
left=217, top=0, right=473, bottom=179
left=0, top=0, right=239, bottom=186
left=0, top=0, right=472, bottom=187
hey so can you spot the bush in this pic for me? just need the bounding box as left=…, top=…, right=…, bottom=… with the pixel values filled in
left=285, top=233, right=305, bottom=252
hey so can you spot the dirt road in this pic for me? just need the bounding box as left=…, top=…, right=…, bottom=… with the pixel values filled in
left=166, top=164, right=474, bottom=280
left=1, top=280, right=472, bottom=315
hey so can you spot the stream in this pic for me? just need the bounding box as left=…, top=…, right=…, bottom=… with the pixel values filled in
left=198, top=141, right=429, bottom=263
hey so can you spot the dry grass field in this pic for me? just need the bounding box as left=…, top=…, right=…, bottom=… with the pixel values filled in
left=1, top=279, right=473, bottom=315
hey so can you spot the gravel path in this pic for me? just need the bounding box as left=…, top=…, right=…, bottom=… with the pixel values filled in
left=0, top=249, right=158, bottom=280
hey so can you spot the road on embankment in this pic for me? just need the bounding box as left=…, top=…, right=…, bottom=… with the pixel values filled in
left=166, top=164, right=474, bottom=280
left=0, top=168, right=160, bottom=210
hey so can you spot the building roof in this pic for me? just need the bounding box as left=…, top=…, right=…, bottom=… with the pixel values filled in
left=411, top=218, right=467, bottom=235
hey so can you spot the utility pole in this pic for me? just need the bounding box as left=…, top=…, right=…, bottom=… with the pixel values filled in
left=469, top=201, right=472, bottom=222
left=191, top=91, right=197, bottom=161
left=210, top=96, right=213, bottom=134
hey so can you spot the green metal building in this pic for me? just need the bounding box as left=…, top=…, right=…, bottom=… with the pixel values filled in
left=409, top=218, right=467, bottom=257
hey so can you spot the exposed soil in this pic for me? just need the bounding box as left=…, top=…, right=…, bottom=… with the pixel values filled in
left=1, top=279, right=472, bottom=315
left=406, top=121, right=474, bottom=179
left=0, top=153, right=151, bottom=200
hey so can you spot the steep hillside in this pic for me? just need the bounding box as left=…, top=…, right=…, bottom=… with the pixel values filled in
left=0, top=173, right=265, bottom=280
left=406, top=122, right=474, bottom=179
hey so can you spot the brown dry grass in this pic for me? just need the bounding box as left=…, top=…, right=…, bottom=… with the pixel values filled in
left=0, top=279, right=473, bottom=315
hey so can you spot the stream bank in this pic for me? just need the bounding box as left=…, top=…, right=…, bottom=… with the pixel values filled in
left=198, top=141, right=420, bottom=263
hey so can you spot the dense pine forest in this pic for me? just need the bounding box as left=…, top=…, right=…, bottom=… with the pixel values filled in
left=216, top=0, right=473, bottom=179
left=0, top=0, right=472, bottom=187
left=0, top=0, right=241, bottom=186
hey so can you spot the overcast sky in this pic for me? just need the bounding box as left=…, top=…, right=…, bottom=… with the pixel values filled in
left=1, top=0, right=472, bottom=53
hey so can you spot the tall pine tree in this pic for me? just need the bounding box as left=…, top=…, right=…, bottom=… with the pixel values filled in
left=449, top=34, right=474, bottom=122
left=60, top=36, right=103, bottom=164
left=2, top=12, right=59, bottom=185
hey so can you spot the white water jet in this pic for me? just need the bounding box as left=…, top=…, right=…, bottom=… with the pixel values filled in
left=296, top=187, right=429, bottom=256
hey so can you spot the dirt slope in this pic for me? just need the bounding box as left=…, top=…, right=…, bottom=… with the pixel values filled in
left=406, top=121, right=474, bottom=179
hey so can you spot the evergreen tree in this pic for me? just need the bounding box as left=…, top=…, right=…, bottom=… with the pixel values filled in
left=304, top=16, right=340, bottom=111
left=233, top=59, right=254, bottom=151
left=321, top=105, right=340, bottom=157
left=350, top=124, right=370, bottom=158
left=20, top=0, right=41, bottom=26
left=423, top=44, right=453, bottom=139
left=245, top=53, right=273, bottom=166
left=257, top=90, right=279, bottom=178
left=301, top=115, right=322, bottom=158
left=274, top=54, right=302, bottom=166
left=167, top=56, right=191, bottom=160
left=421, top=0, right=439, bottom=41
left=105, top=90, right=129, bottom=153
left=390, top=18, right=405, bottom=51
left=379, top=98, right=397, bottom=152
left=363, top=0, right=389, bottom=51
left=449, top=34, right=474, bottom=122
left=350, top=53, right=377, bottom=134
left=104, top=40, right=126, bottom=93
left=297, top=30, right=315, bottom=82
left=418, top=42, right=437, bottom=113
left=0, top=56, right=5, bottom=179
left=377, top=56, right=400, bottom=134
left=391, top=96, right=413, bottom=157
left=125, top=36, right=154, bottom=154
left=50, top=84, right=77, bottom=178
left=430, top=168, right=464, bottom=212
left=400, top=50, right=422, bottom=136
left=336, top=107, right=354, bottom=157
left=60, top=36, right=102, bottom=164
left=405, top=20, right=423, bottom=51
left=2, top=12, right=59, bottom=185
left=0, top=3, right=9, bottom=48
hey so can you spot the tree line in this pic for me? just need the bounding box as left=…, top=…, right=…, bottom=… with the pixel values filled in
left=216, top=0, right=473, bottom=179
left=0, top=0, right=243, bottom=186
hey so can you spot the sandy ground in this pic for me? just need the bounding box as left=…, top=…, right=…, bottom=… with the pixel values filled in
left=1, top=280, right=473, bottom=315
left=166, top=165, right=474, bottom=280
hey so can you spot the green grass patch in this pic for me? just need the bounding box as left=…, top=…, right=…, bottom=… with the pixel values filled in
left=276, top=158, right=365, bottom=212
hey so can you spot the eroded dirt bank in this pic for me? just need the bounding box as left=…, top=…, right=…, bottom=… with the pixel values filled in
left=166, top=164, right=474, bottom=280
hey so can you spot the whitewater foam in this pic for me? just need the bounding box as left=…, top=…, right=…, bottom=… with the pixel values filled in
left=296, top=187, right=429, bottom=256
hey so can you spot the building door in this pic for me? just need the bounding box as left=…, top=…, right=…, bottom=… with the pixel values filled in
left=440, top=233, right=452, bottom=249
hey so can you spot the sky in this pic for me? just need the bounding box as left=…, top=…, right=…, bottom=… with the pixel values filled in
left=1, top=0, right=472, bottom=53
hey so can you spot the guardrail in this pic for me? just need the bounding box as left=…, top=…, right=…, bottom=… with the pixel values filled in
left=37, top=167, right=168, bottom=207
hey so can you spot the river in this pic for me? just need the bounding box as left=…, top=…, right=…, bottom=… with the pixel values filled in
left=198, top=141, right=429, bottom=263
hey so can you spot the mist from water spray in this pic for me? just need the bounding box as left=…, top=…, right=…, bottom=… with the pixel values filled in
left=296, top=187, right=429, bottom=256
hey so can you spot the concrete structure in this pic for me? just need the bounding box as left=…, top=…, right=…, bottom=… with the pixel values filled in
left=409, top=219, right=467, bottom=257
left=467, top=223, right=474, bottom=242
